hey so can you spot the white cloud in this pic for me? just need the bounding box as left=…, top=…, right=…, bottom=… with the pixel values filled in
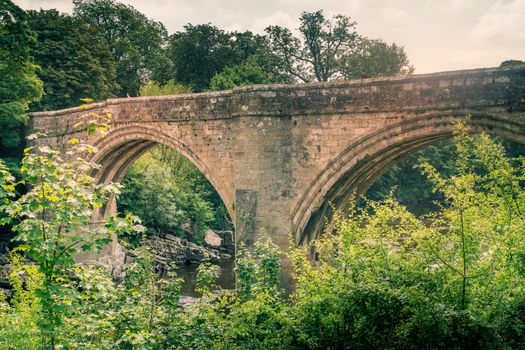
left=15, top=0, right=73, bottom=13
left=12, top=0, right=525, bottom=73
left=250, top=11, right=298, bottom=34
left=471, top=0, right=525, bottom=44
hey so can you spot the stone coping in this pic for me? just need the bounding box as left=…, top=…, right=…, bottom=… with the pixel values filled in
left=30, top=65, right=524, bottom=118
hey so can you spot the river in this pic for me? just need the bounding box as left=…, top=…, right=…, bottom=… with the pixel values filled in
left=177, top=258, right=236, bottom=297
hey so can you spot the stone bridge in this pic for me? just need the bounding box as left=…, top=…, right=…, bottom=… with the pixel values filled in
left=31, top=65, right=525, bottom=255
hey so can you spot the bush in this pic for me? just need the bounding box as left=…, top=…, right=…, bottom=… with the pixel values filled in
left=2, top=120, right=525, bottom=349
left=284, top=124, right=525, bottom=349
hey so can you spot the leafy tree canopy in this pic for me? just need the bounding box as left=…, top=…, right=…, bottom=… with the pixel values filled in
left=27, top=9, right=118, bottom=111
left=209, top=49, right=293, bottom=91
left=209, top=57, right=273, bottom=91
left=500, top=59, right=525, bottom=67
left=118, top=146, right=233, bottom=245
left=168, top=24, right=279, bottom=92
left=73, top=0, right=171, bottom=97
left=266, top=10, right=412, bottom=82
left=139, top=79, right=191, bottom=96
left=342, top=37, right=413, bottom=79
left=0, top=0, right=42, bottom=158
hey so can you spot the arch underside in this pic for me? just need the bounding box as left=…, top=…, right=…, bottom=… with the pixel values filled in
left=294, top=112, right=525, bottom=244
left=87, top=125, right=234, bottom=222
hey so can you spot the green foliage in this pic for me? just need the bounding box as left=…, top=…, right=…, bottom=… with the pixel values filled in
left=195, top=261, right=219, bottom=296
left=168, top=25, right=279, bottom=92
left=500, top=59, right=525, bottom=67
left=118, top=146, right=231, bottom=245
left=284, top=125, right=525, bottom=349
left=366, top=140, right=457, bottom=214
left=266, top=9, right=412, bottom=82
left=235, top=237, right=281, bottom=300
left=0, top=115, right=141, bottom=348
left=139, top=79, right=191, bottom=97
left=0, top=244, right=182, bottom=349
left=0, top=253, right=42, bottom=350
left=210, top=63, right=266, bottom=91
left=253, top=237, right=281, bottom=294
left=209, top=58, right=273, bottom=91
left=73, top=0, right=170, bottom=96
left=366, top=137, right=525, bottom=215
left=266, top=10, right=357, bottom=82
left=175, top=236, right=284, bottom=350
left=342, top=37, right=413, bottom=79
left=27, top=9, right=118, bottom=111
left=0, top=0, right=43, bottom=156
left=2, top=126, right=525, bottom=348
left=117, top=154, right=186, bottom=245
left=209, top=46, right=292, bottom=91
left=110, top=244, right=182, bottom=349
left=234, top=243, right=257, bottom=299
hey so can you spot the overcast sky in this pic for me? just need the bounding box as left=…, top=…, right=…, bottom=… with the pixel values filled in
left=14, top=0, right=525, bottom=73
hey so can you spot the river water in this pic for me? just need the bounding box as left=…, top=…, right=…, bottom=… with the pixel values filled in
left=177, top=259, right=236, bottom=297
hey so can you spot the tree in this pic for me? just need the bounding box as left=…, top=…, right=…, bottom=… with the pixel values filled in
left=168, top=25, right=275, bottom=92
left=209, top=58, right=272, bottom=91
left=27, top=9, right=118, bottom=111
left=73, top=0, right=170, bottom=97
left=209, top=48, right=292, bottom=91
left=117, top=147, right=231, bottom=245
left=342, top=37, right=413, bottom=79
left=139, top=79, right=191, bottom=96
left=0, top=0, right=43, bottom=161
left=167, top=24, right=235, bottom=92
left=266, top=10, right=412, bottom=82
left=285, top=126, right=525, bottom=349
left=500, top=59, right=525, bottom=67
left=0, top=121, right=142, bottom=347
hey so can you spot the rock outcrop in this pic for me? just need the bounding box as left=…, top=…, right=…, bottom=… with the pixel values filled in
left=204, top=229, right=222, bottom=249
left=214, top=231, right=235, bottom=255
left=0, top=229, right=236, bottom=294
left=148, top=232, right=233, bottom=270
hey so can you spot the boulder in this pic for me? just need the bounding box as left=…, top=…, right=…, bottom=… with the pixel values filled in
left=215, top=230, right=235, bottom=254
left=204, top=229, right=222, bottom=248
left=149, top=234, right=223, bottom=269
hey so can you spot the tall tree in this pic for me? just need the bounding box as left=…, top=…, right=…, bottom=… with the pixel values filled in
left=73, top=0, right=170, bottom=97
left=266, top=10, right=412, bottom=82
left=27, top=9, right=118, bottom=111
left=168, top=25, right=275, bottom=92
left=342, top=37, right=413, bottom=79
left=209, top=50, right=292, bottom=91
left=0, top=0, right=42, bottom=162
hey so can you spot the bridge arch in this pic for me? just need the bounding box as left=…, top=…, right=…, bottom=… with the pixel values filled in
left=87, top=125, right=235, bottom=222
left=293, top=112, right=525, bottom=244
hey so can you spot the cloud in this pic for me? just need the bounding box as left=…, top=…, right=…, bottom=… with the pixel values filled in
left=15, top=0, right=73, bottom=13
left=250, top=11, right=298, bottom=34
left=471, top=0, right=525, bottom=45
left=13, top=0, right=525, bottom=73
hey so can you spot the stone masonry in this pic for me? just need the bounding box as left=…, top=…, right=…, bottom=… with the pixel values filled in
left=30, top=65, right=525, bottom=257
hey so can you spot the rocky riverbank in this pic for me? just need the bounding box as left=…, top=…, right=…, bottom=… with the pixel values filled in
left=0, top=229, right=235, bottom=296
left=146, top=230, right=234, bottom=269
